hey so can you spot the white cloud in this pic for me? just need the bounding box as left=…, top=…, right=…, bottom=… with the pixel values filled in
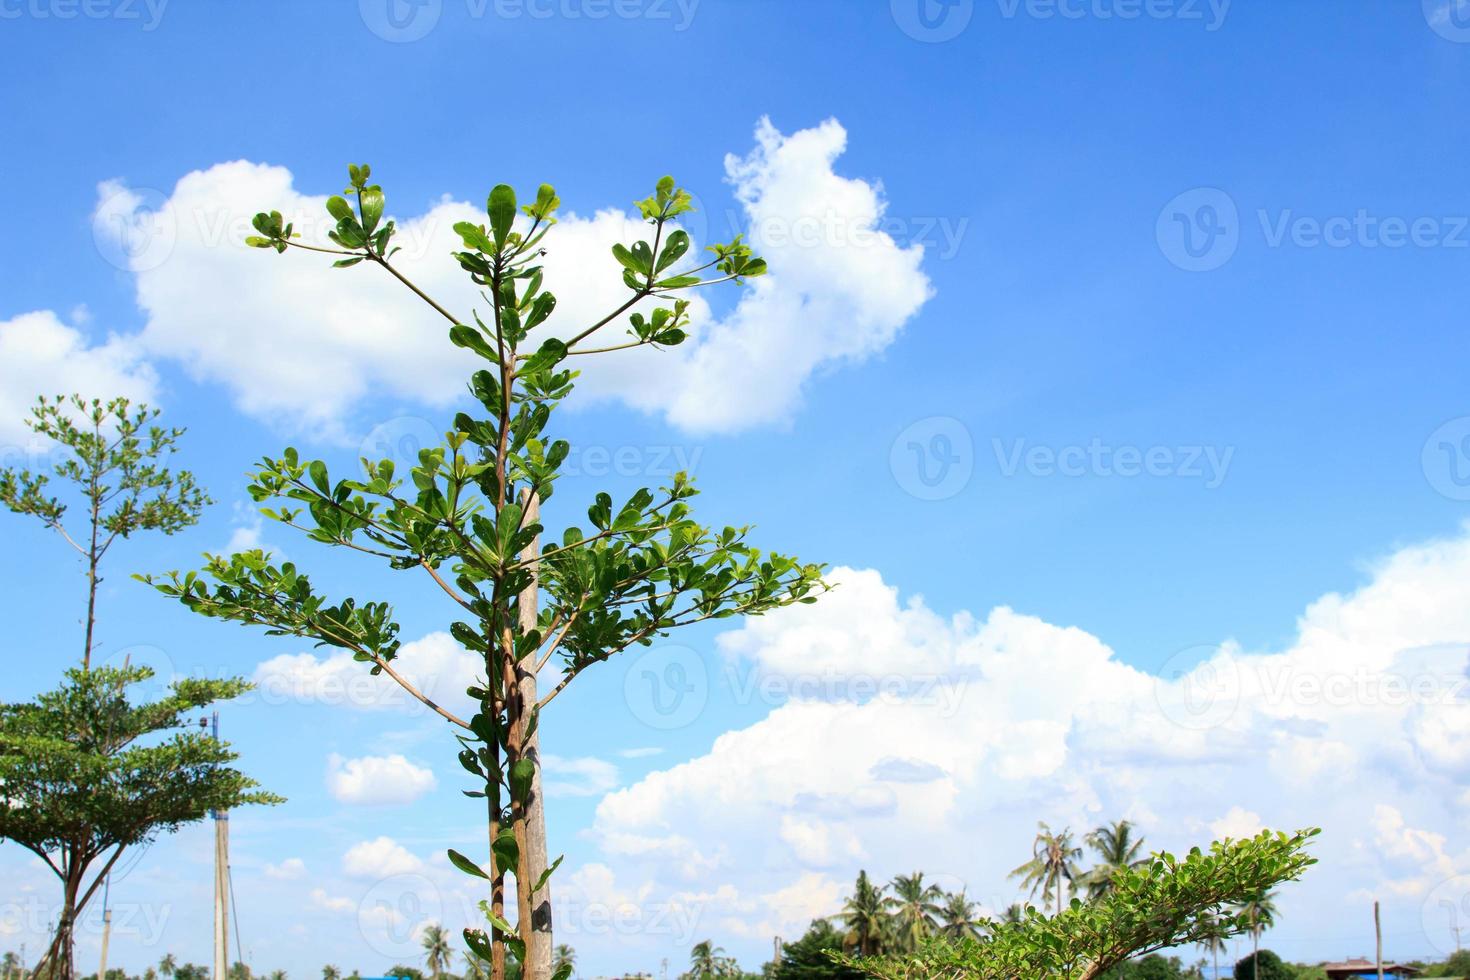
left=542, top=754, right=620, bottom=798
left=309, top=888, right=355, bottom=913
left=0, top=310, right=157, bottom=446
left=619, top=747, right=663, bottom=759
left=342, top=836, right=424, bottom=878
left=96, top=118, right=928, bottom=437
left=264, top=857, right=306, bottom=880
left=579, top=529, right=1470, bottom=964
left=326, top=753, right=437, bottom=805
left=253, top=630, right=482, bottom=717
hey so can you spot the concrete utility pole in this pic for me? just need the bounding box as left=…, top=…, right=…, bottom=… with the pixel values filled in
left=517, top=491, right=552, bottom=979
left=1374, top=900, right=1384, bottom=980
left=98, top=876, right=113, bottom=980
left=210, top=712, right=230, bottom=980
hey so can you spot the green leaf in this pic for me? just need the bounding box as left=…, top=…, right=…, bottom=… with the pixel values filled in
left=447, top=848, right=489, bottom=879
left=359, top=187, right=384, bottom=234
left=325, top=196, right=354, bottom=223
left=488, top=184, right=517, bottom=248
left=492, top=829, right=519, bottom=876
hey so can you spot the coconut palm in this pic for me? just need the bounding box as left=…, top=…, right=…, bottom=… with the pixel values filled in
left=267, top=971, right=286, bottom=980
left=1010, top=822, right=1083, bottom=917
left=322, top=967, right=342, bottom=980
left=552, top=945, right=575, bottom=979
left=160, top=955, right=178, bottom=979
left=938, top=891, right=981, bottom=939
left=838, top=870, right=888, bottom=955
left=421, top=924, right=451, bottom=980
left=1196, top=911, right=1229, bottom=980
left=1081, top=820, right=1149, bottom=899
left=686, top=941, right=727, bottom=979
left=885, top=872, right=945, bottom=950
left=1235, top=890, right=1278, bottom=975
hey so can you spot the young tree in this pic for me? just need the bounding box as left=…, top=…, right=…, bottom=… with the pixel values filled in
left=143, top=166, right=825, bottom=980
left=0, top=395, right=210, bottom=669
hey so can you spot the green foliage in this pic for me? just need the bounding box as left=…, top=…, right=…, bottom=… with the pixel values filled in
left=844, top=829, right=1319, bottom=980
left=1097, top=954, right=1191, bottom=980
left=1233, top=951, right=1291, bottom=980
left=769, top=921, right=867, bottom=980
left=1425, top=950, right=1470, bottom=978
left=148, top=164, right=825, bottom=978
left=0, top=395, right=210, bottom=667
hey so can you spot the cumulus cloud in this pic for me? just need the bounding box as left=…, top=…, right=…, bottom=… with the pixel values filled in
left=342, top=836, right=423, bottom=878
left=543, top=755, right=620, bottom=798
left=94, top=117, right=927, bottom=438
left=580, top=531, right=1470, bottom=964
left=0, top=310, right=157, bottom=446
left=264, top=857, right=306, bottom=880
left=253, top=631, right=482, bottom=717
left=326, top=753, right=437, bottom=805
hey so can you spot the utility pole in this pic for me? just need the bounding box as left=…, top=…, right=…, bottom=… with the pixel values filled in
left=98, top=876, right=113, bottom=980
left=1374, top=900, right=1384, bottom=980
left=773, top=937, right=783, bottom=964
left=209, top=712, right=230, bottom=980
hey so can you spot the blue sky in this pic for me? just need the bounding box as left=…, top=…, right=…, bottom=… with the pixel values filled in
left=3, top=0, right=1470, bottom=976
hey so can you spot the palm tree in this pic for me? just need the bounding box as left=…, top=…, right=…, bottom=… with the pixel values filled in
left=322, top=968, right=342, bottom=980
left=687, top=941, right=726, bottom=979
left=552, top=945, right=576, bottom=979
left=885, top=872, right=945, bottom=951
left=160, top=955, right=178, bottom=980
left=1235, top=890, right=1278, bottom=976
left=267, top=971, right=287, bottom=980
left=461, top=952, right=489, bottom=980
left=1010, top=822, right=1083, bottom=917
left=938, top=891, right=981, bottom=939
left=838, top=870, right=888, bottom=955
left=421, top=924, right=451, bottom=980
left=1196, top=910, right=1229, bottom=980
left=1081, top=820, right=1149, bottom=899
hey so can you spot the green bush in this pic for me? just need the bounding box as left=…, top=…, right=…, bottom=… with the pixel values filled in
left=1234, top=951, right=1291, bottom=980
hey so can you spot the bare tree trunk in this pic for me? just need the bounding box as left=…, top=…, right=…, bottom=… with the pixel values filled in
left=516, top=491, right=552, bottom=980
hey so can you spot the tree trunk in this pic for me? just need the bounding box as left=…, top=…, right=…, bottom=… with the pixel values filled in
left=515, top=491, right=553, bottom=980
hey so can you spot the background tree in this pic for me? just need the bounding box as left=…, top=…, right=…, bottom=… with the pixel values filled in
left=1011, top=823, right=1083, bottom=917
left=1084, top=820, right=1150, bottom=900
left=766, top=921, right=866, bottom=980
left=885, top=873, right=944, bottom=951
left=938, top=892, right=981, bottom=940
left=685, top=942, right=733, bottom=979
left=0, top=666, right=280, bottom=978
left=159, top=955, right=177, bottom=978
left=551, top=947, right=574, bottom=980
left=1234, top=890, right=1278, bottom=976
left=422, top=925, right=452, bottom=980
left=146, top=166, right=823, bottom=980
left=322, top=968, right=341, bottom=980
left=0, top=395, right=209, bottom=669
left=1233, top=949, right=1291, bottom=980
left=839, top=871, right=889, bottom=955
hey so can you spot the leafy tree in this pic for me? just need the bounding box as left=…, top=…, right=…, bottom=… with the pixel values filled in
left=144, top=166, right=823, bottom=980
left=0, top=666, right=280, bottom=978
left=231, top=962, right=253, bottom=980
left=846, top=829, right=1319, bottom=980
left=885, top=873, right=944, bottom=951
left=1099, top=954, right=1189, bottom=980
left=839, top=871, right=889, bottom=955
left=1083, top=821, right=1150, bottom=900
left=267, top=972, right=287, bottom=980
left=551, top=947, right=575, bottom=980
left=387, top=967, right=425, bottom=980
left=159, top=955, right=177, bottom=978
left=1011, top=823, right=1084, bottom=918
left=937, top=892, right=981, bottom=940
left=686, top=942, right=736, bottom=979
left=323, top=968, right=342, bottom=980
left=1233, top=890, right=1278, bottom=976
left=173, top=964, right=210, bottom=980
left=1233, top=950, right=1290, bottom=980
left=1195, top=910, right=1230, bottom=980
left=0, top=395, right=209, bottom=669
left=423, top=924, right=453, bottom=980
left=768, top=921, right=866, bottom=980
